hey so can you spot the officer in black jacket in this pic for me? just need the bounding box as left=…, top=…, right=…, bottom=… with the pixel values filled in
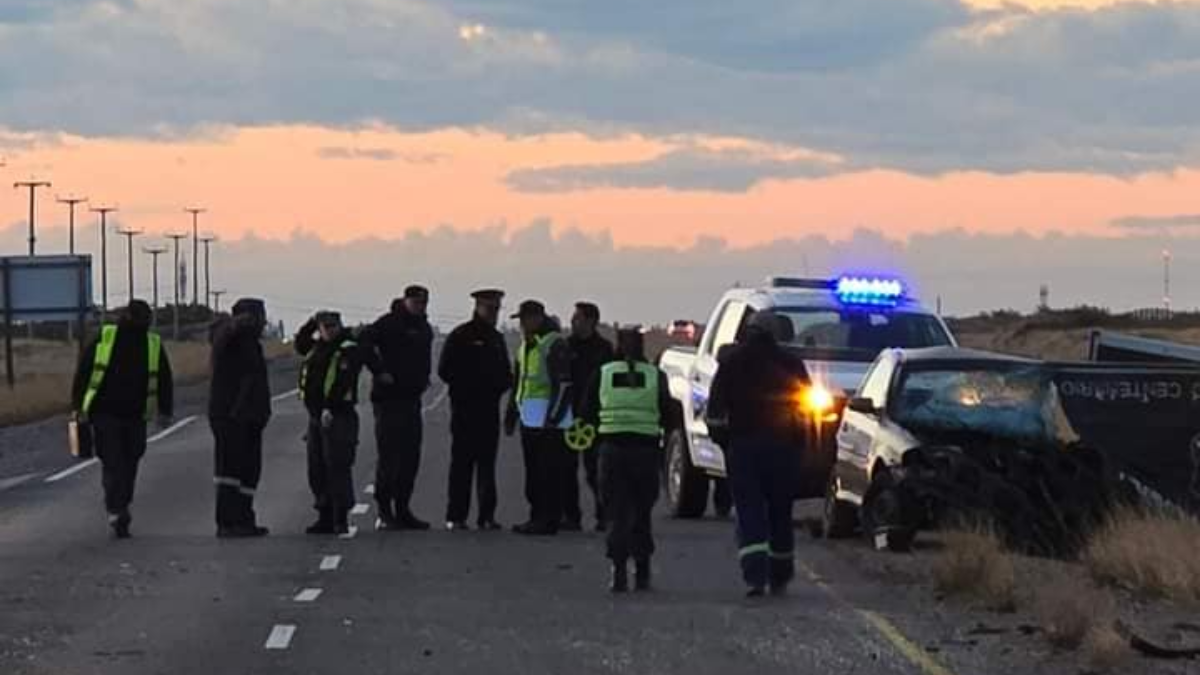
left=706, top=311, right=810, bottom=597
left=72, top=300, right=174, bottom=539
left=295, top=311, right=365, bottom=535
left=437, top=289, right=512, bottom=530
left=564, top=301, right=614, bottom=531
left=209, top=298, right=272, bottom=538
left=360, top=286, right=434, bottom=531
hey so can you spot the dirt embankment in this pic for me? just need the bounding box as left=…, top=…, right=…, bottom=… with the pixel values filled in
left=955, top=326, right=1200, bottom=361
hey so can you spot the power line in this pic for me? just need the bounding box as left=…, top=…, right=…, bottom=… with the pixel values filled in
left=13, top=179, right=51, bottom=256
left=184, top=207, right=206, bottom=306
left=56, top=195, right=88, bottom=255
left=144, top=245, right=168, bottom=326
left=117, top=227, right=143, bottom=303
left=90, top=205, right=118, bottom=318
left=200, top=235, right=217, bottom=310
left=164, top=233, right=188, bottom=340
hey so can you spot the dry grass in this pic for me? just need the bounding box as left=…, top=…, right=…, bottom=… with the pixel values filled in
left=956, top=326, right=1200, bottom=361
left=0, top=338, right=291, bottom=427
left=1081, top=623, right=1132, bottom=672
left=1084, top=508, right=1200, bottom=603
left=932, top=528, right=1019, bottom=612
left=1033, top=572, right=1117, bottom=650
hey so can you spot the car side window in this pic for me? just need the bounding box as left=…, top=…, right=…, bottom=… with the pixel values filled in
left=857, top=354, right=894, bottom=407
left=711, top=301, right=748, bottom=353
left=699, top=301, right=730, bottom=357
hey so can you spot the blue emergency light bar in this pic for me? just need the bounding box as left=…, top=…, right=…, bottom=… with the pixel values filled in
left=834, top=276, right=905, bottom=306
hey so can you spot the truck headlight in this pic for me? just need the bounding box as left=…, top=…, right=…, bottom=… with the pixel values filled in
left=803, top=384, right=835, bottom=414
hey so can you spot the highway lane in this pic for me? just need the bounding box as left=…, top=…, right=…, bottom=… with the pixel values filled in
left=0, top=382, right=988, bottom=675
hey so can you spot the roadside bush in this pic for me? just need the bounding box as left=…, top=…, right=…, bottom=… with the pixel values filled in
left=932, top=529, right=1018, bottom=612
left=1084, top=508, right=1200, bottom=602
left=1033, top=572, right=1116, bottom=650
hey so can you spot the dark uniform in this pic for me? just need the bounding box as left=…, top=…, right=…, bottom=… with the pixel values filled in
left=437, top=290, right=512, bottom=529
left=295, top=313, right=365, bottom=535
left=72, top=301, right=174, bottom=539
left=565, top=329, right=614, bottom=530
left=706, top=312, right=810, bottom=596
left=581, top=332, right=671, bottom=593
left=209, top=298, right=272, bottom=537
left=360, top=292, right=434, bottom=529
left=508, top=303, right=573, bottom=536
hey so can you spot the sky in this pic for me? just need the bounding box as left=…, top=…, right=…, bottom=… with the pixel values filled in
left=1, top=0, right=1198, bottom=327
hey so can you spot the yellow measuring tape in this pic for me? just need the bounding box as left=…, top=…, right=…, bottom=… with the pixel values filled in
left=564, top=419, right=597, bottom=452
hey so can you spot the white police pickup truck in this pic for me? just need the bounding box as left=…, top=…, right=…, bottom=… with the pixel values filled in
left=657, top=276, right=956, bottom=518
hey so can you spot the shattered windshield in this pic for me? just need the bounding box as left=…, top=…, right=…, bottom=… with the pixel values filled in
left=891, top=364, right=1080, bottom=448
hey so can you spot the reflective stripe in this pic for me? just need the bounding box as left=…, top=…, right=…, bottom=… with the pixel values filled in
left=516, top=333, right=560, bottom=404
left=598, top=361, right=661, bottom=437
left=738, top=542, right=771, bottom=558
left=214, top=475, right=256, bottom=496
left=770, top=550, right=795, bottom=560
left=83, top=325, right=162, bottom=421
left=299, top=339, right=358, bottom=405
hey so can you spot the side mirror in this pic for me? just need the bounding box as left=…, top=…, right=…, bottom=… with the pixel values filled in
left=847, top=397, right=878, bottom=415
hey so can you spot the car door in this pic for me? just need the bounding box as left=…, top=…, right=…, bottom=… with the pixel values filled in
left=688, top=300, right=750, bottom=472
left=836, top=351, right=896, bottom=497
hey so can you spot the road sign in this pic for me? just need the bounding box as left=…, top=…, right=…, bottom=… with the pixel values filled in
left=1, top=255, right=94, bottom=388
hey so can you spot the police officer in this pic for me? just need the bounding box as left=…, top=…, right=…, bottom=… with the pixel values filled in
left=581, top=327, right=671, bottom=593
left=706, top=311, right=810, bottom=597
left=72, top=300, right=174, bottom=539
left=360, top=286, right=434, bottom=531
left=506, top=300, right=573, bottom=536
left=295, top=311, right=365, bottom=535
left=437, top=289, right=512, bottom=531
left=564, top=302, right=614, bottom=532
left=209, top=298, right=272, bottom=538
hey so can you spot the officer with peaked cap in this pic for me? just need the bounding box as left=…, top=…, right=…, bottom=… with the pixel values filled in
left=437, top=289, right=513, bottom=530
left=209, top=298, right=272, bottom=537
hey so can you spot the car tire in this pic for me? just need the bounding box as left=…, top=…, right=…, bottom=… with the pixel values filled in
left=822, top=474, right=859, bottom=539
left=666, top=429, right=709, bottom=519
left=861, top=470, right=915, bottom=553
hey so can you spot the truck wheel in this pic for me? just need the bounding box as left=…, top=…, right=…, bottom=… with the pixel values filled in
left=666, top=429, right=709, bottom=519
left=861, top=470, right=915, bottom=553
left=822, top=475, right=859, bottom=539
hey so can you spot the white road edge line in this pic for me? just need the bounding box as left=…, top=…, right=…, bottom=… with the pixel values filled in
left=350, top=503, right=370, bottom=516
left=271, top=388, right=298, bottom=403
left=147, top=415, right=199, bottom=443
left=319, top=555, right=342, bottom=571
left=363, top=484, right=375, bottom=495
left=44, top=458, right=99, bottom=483
left=0, top=472, right=41, bottom=493
left=45, top=415, right=198, bottom=484
left=264, top=624, right=296, bottom=650
left=294, top=588, right=323, bottom=603
left=422, top=386, right=448, bottom=413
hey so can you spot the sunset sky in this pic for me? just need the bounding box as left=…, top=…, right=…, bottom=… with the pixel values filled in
left=2, top=0, right=1198, bottom=323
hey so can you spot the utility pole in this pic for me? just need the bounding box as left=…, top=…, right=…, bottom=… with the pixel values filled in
left=144, top=245, right=167, bottom=327
left=185, top=207, right=205, bottom=306
left=13, top=179, right=51, bottom=256
left=200, top=235, right=217, bottom=310
left=1163, top=249, right=1173, bottom=315
left=117, top=227, right=142, bottom=304
left=211, top=290, right=227, bottom=314
left=56, top=195, right=88, bottom=255
left=165, top=233, right=188, bottom=339
left=90, top=206, right=117, bottom=318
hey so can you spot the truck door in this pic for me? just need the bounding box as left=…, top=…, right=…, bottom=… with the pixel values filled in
left=688, top=300, right=749, bottom=472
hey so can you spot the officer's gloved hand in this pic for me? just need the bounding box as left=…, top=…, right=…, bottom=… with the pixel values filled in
left=321, top=409, right=335, bottom=429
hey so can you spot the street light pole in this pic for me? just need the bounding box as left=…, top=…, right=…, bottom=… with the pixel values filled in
left=144, top=246, right=167, bottom=327
left=211, top=290, right=227, bottom=314
left=14, top=180, right=52, bottom=256
left=185, top=207, right=205, bottom=306
left=90, top=206, right=117, bottom=319
left=200, top=235, right=217, bottom=310
left=117, top=228, right=142, bottom=303
left=165, top=233, right=188, bottom=339
left=56, top=195, right=88, bottom=255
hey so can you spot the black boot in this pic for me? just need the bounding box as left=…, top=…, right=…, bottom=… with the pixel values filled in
left=610, top=561, right=629, bottom=594
left=634, top=558, right=652, bottom=592
left=306, top=510, right=334, bottom=535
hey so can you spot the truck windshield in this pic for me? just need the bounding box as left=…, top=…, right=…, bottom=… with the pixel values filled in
left=889, top=364, right=1079, bottom=448
left=776, top=307, right=952, bottom=362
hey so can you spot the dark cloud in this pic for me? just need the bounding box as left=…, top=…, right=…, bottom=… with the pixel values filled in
left=1112, top=214, right=1200, bottom=230
left=505, top=146, right=843, bottom=193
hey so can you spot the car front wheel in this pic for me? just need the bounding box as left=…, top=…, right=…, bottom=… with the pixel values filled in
left=666, top=429, right=709, bottom=519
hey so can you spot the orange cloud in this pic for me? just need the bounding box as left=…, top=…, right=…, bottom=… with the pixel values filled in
left=2, top=124, right=1198, bottom=251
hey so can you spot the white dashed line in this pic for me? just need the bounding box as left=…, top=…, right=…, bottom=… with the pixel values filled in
left=319, top=555, right=342, bottom=571
left=0, top=472, right=39, bottom=493
left=44, top=459, right=99, bottom=483
left=147, top=415, right=198, bottom=443
left=294, top=588, right=323, bottom=603
left=422, top=386, right=449, bottom=413
left=363, top=484, right=375, bottom=495
left=271, top=388, right=299, bottom=403
left=264, top=624, right=296, bottom=650
left=350, top=503, right=370, bottom=516
left=338, top=526, right=359, bottom=540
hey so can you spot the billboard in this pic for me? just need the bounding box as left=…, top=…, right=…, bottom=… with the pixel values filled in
left=0, top=255, right=93, bottom=322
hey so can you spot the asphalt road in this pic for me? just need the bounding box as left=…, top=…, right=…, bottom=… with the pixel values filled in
left=1, top=374, right=1004, bottom=675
